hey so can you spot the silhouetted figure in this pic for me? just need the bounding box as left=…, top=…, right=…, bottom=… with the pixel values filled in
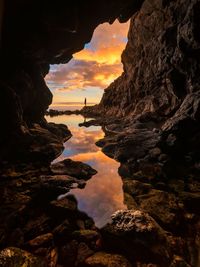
left=84, top=97, right=87, bottom=107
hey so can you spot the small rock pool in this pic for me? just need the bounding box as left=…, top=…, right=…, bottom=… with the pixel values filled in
left=46, top=114, right=126, bottom=228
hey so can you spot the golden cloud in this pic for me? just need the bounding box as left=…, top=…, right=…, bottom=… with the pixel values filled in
left=45, top=20, right=129, bottom=93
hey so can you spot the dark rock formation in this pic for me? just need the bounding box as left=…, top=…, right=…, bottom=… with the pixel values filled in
left=0, top=160, right=98, bottom=267
left=50, top=159, right=97, bottom=179
left=46, top=109, right=82, bottom=117
left=89, top=0, right=200, bottom=176
left=1, top=0, right=200, bottom=266
left=96, top=0, right=200, bottom=118
left=102, top=209, right=171, bottom=266
left=0, top=0, right=143, bottom=161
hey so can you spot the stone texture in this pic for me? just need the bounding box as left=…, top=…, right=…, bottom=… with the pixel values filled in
left=0, top=0, right=143, bottom=162
left=87, top=0, right=200, bottom=179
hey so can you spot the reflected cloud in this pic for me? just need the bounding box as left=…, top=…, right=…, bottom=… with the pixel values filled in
left=47, top=114, right=127, bottom=228
left=70, top=151, right=126, bottom=228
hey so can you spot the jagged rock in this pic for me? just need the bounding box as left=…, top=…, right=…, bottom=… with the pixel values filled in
left=51, top=159, right=97, bottom=180
left=100, top=128, right=161, bottom=163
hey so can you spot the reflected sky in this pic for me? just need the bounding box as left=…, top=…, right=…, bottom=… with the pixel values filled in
left=46, top=114, right=127, bottom=228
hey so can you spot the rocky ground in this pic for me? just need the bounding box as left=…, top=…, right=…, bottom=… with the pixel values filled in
left=0, top=116, right=199, bottom=267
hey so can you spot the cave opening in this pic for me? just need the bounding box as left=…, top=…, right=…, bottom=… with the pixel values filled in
left=45, top=20, right=129, bottom=112
left=1, top=1, right=200, bottom=266
left=44, top=20, right=130, bottom=228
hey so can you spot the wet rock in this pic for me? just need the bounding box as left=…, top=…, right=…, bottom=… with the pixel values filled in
left=38, top=174, right=85, bottom=200
left=84, top=252, right=132, bottom=267
left=21, top=122, right=71, bottom=163
left=27, top=233, right=54, bottom=249
left=100, top=129, right=161, bottom=164
left=137, top=190, right=184, bottom=232
left=45, top=122, right=72, bottom=143
left=51, top=159, right=97, bottom=180
left=102, top=209, right=171, bottom=266
left=0, top=247, right=46, bottom=267
left=79, top=119, right=101, bottom=128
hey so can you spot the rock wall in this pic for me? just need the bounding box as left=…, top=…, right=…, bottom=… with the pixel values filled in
left=97, top=0, right=200, bottom=123
left=0, top=0, right=143, bottom=162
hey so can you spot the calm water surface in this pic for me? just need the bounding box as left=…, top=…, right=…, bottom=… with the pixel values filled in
left=46, top=114, right=126, bottom=228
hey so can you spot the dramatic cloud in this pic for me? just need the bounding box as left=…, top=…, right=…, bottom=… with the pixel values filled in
left=45, top=20, right=129, bottom=103
left=46, top=60, right=122, bottom=92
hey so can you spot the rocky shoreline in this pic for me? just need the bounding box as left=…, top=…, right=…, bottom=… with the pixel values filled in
left=0, top=115, right=199, bottom=266
left=46, top=109, right=82, bottom=117
left=1, top=0, right=200, bottom=266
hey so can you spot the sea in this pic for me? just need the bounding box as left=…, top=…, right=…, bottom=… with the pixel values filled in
left=49, top=102, right=97, bottom=111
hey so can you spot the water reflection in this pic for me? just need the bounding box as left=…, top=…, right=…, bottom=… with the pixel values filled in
left=46, top=114, right=126, bottom=228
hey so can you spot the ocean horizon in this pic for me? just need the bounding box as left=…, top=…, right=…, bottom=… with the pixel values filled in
left=49, top=102, right=97, bottom=111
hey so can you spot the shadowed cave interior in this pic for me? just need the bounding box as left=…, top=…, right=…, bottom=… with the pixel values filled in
left=0, top=0, right=200, bottom=266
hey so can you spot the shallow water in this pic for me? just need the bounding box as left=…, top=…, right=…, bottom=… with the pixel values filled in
left=46, top=114, right=126, bottom=228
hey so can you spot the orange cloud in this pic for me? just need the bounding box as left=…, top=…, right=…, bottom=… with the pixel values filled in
left=75, top=45, right=126, bottom=65
left=45, top=20, right=129, bottom=94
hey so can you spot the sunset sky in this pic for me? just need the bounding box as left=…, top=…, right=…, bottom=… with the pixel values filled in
left=45, top=20, right=129, bottom=106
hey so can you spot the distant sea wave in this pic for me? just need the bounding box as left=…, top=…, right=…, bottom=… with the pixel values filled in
left=49, top=102, right=97, bottom=111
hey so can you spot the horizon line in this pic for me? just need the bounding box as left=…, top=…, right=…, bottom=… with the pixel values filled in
left=51, top=101, right=98, bottom=105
